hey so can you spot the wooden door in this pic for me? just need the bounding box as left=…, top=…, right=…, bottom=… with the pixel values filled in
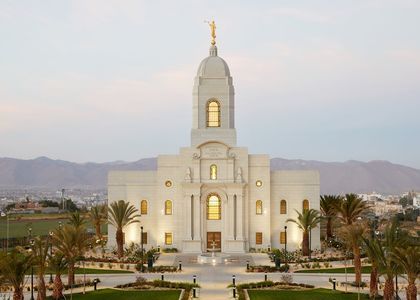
left=207, top=232, right=221, bottom=251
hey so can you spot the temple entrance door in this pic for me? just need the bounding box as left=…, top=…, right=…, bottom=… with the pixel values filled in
left=206, top=232, right=221, bottom=252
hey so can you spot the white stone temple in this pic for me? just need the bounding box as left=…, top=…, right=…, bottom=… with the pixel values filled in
left=107, top=33, right=320, bottom=254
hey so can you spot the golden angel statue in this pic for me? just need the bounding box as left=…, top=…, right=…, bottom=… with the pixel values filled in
left=206, top=20, right=216, bottom=45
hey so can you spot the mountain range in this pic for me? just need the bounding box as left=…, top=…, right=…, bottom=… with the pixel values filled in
left=0, top=156, right=419, bottom=195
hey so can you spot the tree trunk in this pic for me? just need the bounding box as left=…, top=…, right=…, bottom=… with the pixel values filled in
left=68, top=262, right=75, bottom=286
left=37, top=274, right=47, bottom=300
left=302, top=231, right=309, bottom=256
left=406, top=281, right=417, bottom=300
left=326, top=217, right=332, bottom=239
left=383, top=277, right=395, bottom=300
left=52, top=274, right=64, bottom=300
left=353, top=244, right=361, bottom=285
left=13, top=286, right=23, bottom=300
left=95, top=223, right=101, bottom=238
left=369, top=266, right=378, bottom=298
left=116, top=228, right=124, bottom=258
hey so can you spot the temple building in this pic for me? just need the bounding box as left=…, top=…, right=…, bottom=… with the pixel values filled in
left=107, top=27, right=320, bottom=253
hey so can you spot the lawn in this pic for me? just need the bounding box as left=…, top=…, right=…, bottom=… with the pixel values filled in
left=295, top=265, right=372, bottom=274
left=248, top=288, right=369, bottom=300
left=30, top=267, right=133, bottom=275
left=73, top=267, right=133, bottom=274
left=0, top=218, right=107, bottom=238
left=47, top=288, right=181, bottom=300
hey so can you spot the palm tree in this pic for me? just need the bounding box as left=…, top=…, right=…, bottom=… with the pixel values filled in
left=334, top=194, right=370, bottom=286
left=340, top=223, right=368, bottom=286
left=371, top=221, right=409, bottom=300
left=49, top=253, right=68, bottom=300
left=68, top=211, right=86, bottom=229
left=29, top=236, right=50, bottom=300
left=52, top=224, right=92, bottom=286
left=108, top=200, right=140, bottom=258
left=287, top=209, right=321, bottom=256
left=0, top=249, right=32, bottom=300
left=391, top=246, right=420, bottom=300
left=334, top=193, right=370, bottom=225
left=89, top=205, right=107, bottom=238
left=320, top=195, right=342, bottom=240
left=362, top=236, right=381, bottom=299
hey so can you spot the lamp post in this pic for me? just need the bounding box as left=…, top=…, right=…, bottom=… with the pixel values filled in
left=1, top=211, right=9, bottom=251
left=29, top=238, right=35, bottom=300
left=395, top=228, right=399, bottom=300
left=140, top=226, right=144, bottom=273
left=28, top=226, right=32, bottom=242
left=284, top=226, right=287, bottom=253
left=232, top=275, right=236, bottom=298
left=49, top=231, right=54, bottom=283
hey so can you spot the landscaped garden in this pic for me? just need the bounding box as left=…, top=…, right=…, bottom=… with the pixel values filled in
left=46, top=288, right=181, bottom=300
left=295, top=265, right=372, bottom=274
left=247, top=288, right=370, bottom=300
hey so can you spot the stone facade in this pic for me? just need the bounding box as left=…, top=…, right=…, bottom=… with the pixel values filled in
left=107, top=44, right=320, bottom=253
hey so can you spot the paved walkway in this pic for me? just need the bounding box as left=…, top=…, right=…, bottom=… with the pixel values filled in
left=16, top=253, right=408, bottom=300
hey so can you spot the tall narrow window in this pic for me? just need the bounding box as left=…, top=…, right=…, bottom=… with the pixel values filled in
left=256, top=232, right=263, bottom=245
left=256, top=200, right=263, bottom=215
left=303, top=199, right=309, bottom=212
left=280, top=232, right=287, bottom=244
left=210, top=164, right=217, bottom=180
left=140, top=200, right=148, bottom=215
left=165, top=233, right=172, bottom=245
left=141, top=232, right=148, bottom=244
left=280, top=200, right=287, bottom=214
left=165, top=200, right=172, bottom=215
left=207, top=100, right=220, bottom=127
left=207, top=194, right=221, bottom=220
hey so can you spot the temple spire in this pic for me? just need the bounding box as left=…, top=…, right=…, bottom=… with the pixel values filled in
left=206, top=20, right=216, bottom=46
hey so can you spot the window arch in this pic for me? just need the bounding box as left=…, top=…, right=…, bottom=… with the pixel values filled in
left=140, top=200, right=148, bottom=215
left=280, top=200, right=287, bottom=214
left=256, top=200, right=263, bottom=215
left=207, top=100, right=220, bottom=127
left=210, top=164, right=217, bottom=180
left=303, top=199, right=309, bottom=212
left=207, top=194, right=221, bottom=220
left=165, top=200, right=172, bottom=215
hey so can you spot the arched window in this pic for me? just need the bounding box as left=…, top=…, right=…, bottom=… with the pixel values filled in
left=165, top=200, right=172, bottom=215
left=280, top=200, right=287, bottom=214
left=210, top=164, right=217, bottom=180
left=207, top=194, right=221, bottom=220
left=207, top=100, right=220, bottom=127
left=256, top=200, right=263, bottom=215
left=140, top=200, right=148, bottom=215
left=303, top=199, right=309, bottom=212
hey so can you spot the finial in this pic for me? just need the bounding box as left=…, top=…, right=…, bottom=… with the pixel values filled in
left=205, top=20, right=216, bottom=46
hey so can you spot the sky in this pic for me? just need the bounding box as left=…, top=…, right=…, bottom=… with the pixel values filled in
left=0, top=0, right=419, bottom=168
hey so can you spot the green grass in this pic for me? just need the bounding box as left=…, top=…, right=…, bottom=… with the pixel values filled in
left=30, top=267, right=133, bottom=275
left=73, top=267, right=133, bottom=274
left=248, top=288, right=369, bottom=300
left=0, top=218, right=107, bottom=238
left=47, top=288, right=181, bottom=300
left=295, top=265, right=372, bottom=274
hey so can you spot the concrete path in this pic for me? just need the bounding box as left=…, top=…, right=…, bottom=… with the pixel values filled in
left=15, top=253, right=408, bottom=300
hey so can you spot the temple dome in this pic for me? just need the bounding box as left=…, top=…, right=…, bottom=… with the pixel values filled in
left=196, top=46, right=230, bottom=77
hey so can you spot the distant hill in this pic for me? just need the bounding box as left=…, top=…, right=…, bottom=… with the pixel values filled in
left=0, top=156, right=419, bottom=195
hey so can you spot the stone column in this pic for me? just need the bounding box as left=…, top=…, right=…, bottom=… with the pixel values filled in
left=184, top=194, right=192, bottom=240
left=227, top=193, right=235, bottom=240
left=236, top=193, right=244, bottom=240
left=193, top=193, right=201, bottom=241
